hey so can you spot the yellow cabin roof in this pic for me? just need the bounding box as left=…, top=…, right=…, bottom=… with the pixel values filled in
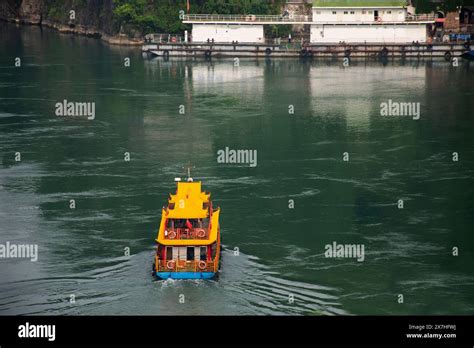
left=156, top=181, right=219, bottom=246
left=157, top=208, right=220, bottom=246
left=166, top=181, right=210, bottom=219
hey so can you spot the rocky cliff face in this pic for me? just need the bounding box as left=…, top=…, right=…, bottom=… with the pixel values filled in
left=18, top=0, right=43, bottom=24
left=0, top=0, right=142, bottom=45
left=0, top=0, right=19, bottom=21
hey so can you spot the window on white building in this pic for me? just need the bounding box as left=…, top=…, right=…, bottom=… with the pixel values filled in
left=350, top=11, right=355, bottom=14
left=387, top=11, right=392, bottom=14
left=316, top=11, right=321, bottom=14
left=332, top=11, right=337, bottom=14
left=369, top=11, right=373, bottom=14
left=344, top=11, right=348, bottom=14
left=362, top=10, right=366, bottom=14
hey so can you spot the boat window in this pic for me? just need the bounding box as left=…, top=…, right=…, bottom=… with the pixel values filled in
left=178, top=247, right=187, bottom=260
left=194, top=247, right=201, bottom=261
left=187, top=247, right=195, bottom=261
left=200, top=247, right=207, bottom=261
left=174, top=219, right=185, bottom=228
left=166, top=247, right=173, bottom=260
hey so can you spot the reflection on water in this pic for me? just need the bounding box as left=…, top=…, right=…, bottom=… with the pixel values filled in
left=1, top=23, right=474, bottom=315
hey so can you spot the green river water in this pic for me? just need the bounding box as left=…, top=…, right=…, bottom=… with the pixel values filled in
left=0, top=22, right=473, bottom=315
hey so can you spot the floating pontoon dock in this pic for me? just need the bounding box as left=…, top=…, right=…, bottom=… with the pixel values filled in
left=143, top=41, right=468, bottom=60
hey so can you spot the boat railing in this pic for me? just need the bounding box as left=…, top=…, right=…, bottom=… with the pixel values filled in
left=214, top=231, right=221, bottom=273
left=165, top=227, right=209, bottom=240
left=156, top=259, right=216, bottom=273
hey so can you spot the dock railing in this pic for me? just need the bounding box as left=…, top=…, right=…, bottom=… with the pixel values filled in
left=145, top=33, right=184, bottom=44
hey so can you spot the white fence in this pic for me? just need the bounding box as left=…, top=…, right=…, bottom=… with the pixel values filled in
left=183, top=14, right=311, bottom=23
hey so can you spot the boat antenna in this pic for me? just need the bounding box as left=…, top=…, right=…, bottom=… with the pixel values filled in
left=184, top=162, right=194, bottom=182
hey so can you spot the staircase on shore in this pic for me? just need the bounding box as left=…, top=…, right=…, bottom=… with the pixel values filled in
left=283, top=0, right=313, bottom=43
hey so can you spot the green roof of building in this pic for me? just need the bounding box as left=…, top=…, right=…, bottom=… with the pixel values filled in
left=313, top=0, right=407, bottom=7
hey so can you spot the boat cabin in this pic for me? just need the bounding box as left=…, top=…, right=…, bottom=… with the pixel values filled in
left=154, top=180, right=221, bottom=279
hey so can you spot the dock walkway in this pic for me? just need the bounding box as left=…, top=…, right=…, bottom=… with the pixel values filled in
left=143, top=42, right=468, bottom=60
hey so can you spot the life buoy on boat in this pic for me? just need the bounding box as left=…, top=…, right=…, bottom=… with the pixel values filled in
left=444, top=51, right=452, bottom=62
left=167, top=260, right=175, bottom=270
left=265, top=48, right=272, bottom=56
left=198, top=260, right=207, bottom=270
left=196, top=228, right=206, bottom=238
left=168, top=230, right=177, bottom=239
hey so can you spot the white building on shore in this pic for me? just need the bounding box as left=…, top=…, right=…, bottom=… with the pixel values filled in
left=311, top=0, right=434, bottom=43
left=182, top=1, right=435, bottom=44
left=182, top=14, right=310, bottom=44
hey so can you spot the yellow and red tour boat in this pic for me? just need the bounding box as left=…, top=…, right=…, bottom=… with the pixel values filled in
left=153, top=174, right=221, bottom=280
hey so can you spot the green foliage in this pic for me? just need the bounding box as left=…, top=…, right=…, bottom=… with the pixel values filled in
left=265, top=24, right=292, bottom=39
left=200, top=0, right=275, bottom=15
left=412, top=0, right=474, bottom=13
left=112, top=0, right=286, bottom=34
left=47, top=6, right=63, bottom=20
left=44, top=0, right=68, bottom=21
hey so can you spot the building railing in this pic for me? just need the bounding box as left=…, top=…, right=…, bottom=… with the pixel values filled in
left=406, top=14, right=437, bottom=21
left=183, top=13, right=436, bottom=24
left=183, top=14, right=311, bottom=23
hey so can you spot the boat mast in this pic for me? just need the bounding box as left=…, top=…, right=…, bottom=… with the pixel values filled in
left=185, top=162, right=194, bottom=182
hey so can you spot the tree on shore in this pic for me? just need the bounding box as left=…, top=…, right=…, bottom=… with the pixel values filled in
left=113, top=0, right=286, bottom=34
left=412, top=0, right=474, bottom=13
